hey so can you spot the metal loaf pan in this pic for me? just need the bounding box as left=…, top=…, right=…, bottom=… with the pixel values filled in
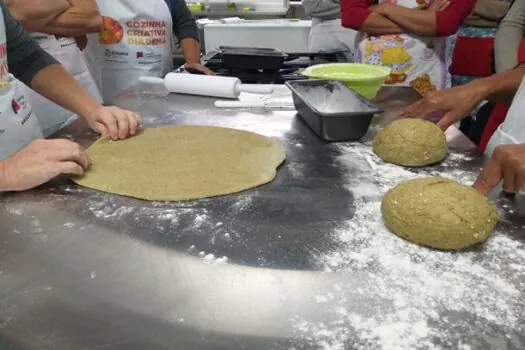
left=285, top=80, right=383, bottom=142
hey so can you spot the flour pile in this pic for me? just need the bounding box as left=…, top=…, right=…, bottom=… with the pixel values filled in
left=292, top=143, right=525, bottom=350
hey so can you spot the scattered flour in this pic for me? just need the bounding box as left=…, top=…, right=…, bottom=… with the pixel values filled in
left=194, top=214, right=208, bottom=226
left=232, top=194, right=255, bottom=211
left=198, top=252, right=229, bottom=264
left=287, top=163, right=307, bottom=179
left=292, top=143, right=525, bottom=349
left=335, top=143, right=477, bottom=198
left=5, top=204, right=23, bottom=215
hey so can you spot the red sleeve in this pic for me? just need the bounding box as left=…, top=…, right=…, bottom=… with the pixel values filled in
left=435, top=0, right=476, bottom=36
left=518, top=38, right=525, bottom=63
left=341, top=0, right=374, bottom=30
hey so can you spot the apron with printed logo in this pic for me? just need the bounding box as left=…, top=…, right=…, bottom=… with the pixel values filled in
left=28, top=34, right=102, bottom=137
left=83, top=0, right=174, bottom=104
left=485, top=76, right=525, bottom=157
left=356, top=0, right=450, bottom=96
left=0, top=11, right=43, bottom=159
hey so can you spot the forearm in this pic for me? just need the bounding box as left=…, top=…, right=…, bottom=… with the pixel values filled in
left=30, top=64, right=102, bottom=119
left=379, top=5, right=437, bottom=36
left=181, top=38, right=201, bottom=64
left=341, top=1, right=405, bottom=35
left=4, top=0, right=69, bottom=31
left=3, top=1, right=58, bottom=85
left=471, top=65, right=525, bottom=104
left=360, top=13, right=406, bottom=35
left=494, top=26, right=523, bottom=73
left=171, top=0, right=200, bottom=46
left=37, top=0, right=103, bottom=36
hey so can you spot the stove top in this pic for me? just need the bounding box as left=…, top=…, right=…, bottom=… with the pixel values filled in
left=175, top=51, right=348, bottom=84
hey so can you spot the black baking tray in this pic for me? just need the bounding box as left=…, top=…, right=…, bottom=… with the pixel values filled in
left=218, top=46, right=288, bottom=71
left=285, top=80, right=383, bottom=142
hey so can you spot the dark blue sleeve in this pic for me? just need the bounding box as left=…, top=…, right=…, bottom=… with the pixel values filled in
left=166, top=0, right=199, bottom=41
left=1, top=0, right=58, bottom=86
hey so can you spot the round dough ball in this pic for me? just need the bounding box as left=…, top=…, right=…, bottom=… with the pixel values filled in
left=373, top=119, right=448, bottom=167
left=381, top=177, right=499, bottom=250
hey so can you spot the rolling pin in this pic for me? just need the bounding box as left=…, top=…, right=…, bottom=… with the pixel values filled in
left=139, top=73, right=273, bottom=99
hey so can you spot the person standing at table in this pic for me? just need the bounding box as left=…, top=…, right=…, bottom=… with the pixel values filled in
left=4, top=0, right=104, bottom=137
left=0, top=0, right=140, bottom=191
left=82, top=0, right=212, bottom=105
left=340, top=0, right=475, bottom=96
left=402, top=64, right=525, bottom=193
left=475, top=0, right=525, bottom=152
left=303, top=0, right=358, bottom=60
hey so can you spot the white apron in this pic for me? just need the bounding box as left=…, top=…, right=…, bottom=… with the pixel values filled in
left=0, top=12, right=43, bottom=159
left=309, top=18, right=358, bottom=62
left=355, top=0, right=450, bottom=96
left=83, top=0, right=174, bottom=104
left=28, top=34, right=102, bottom=137
left=485, top=76, right=525, bottom=157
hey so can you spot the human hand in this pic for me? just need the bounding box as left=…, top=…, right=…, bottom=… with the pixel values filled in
left=400, top=85, right=483, bottom=130
left=84, top=106, right=142, bottom=140
left=185, top=62, right=214, bottom=75
left=428, top=0, right=450, bottom=11
left=0, top=139, right=89, bottom=191
left=473, top=144, right=525, bottom=195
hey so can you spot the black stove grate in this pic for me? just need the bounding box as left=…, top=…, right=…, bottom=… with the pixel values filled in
left=175, top=51, right=348, bottom=84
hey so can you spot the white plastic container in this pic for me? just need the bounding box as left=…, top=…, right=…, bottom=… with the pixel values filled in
left=203, top=19, right=311, bottom=54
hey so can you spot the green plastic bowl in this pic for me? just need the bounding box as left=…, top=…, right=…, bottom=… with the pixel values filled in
left=301, top=63, right=391, bottom=100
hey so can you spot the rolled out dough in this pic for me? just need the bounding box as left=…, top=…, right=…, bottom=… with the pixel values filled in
left=381, top=177, right=499, bottom=250
left=74, top=125, right=286, bottom=201
left=373, top=119, right=448, bottom=167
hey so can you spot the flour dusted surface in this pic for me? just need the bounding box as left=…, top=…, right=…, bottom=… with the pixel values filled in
left=292, top=143, right=525, bottom=350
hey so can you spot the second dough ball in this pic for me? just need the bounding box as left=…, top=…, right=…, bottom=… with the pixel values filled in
left=381, top=177, right=499, bottom=250
left=373, top=119, right=448, bottom=167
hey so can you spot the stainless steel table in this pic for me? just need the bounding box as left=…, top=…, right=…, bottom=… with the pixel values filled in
left=0, top=85, right=524, bottom=350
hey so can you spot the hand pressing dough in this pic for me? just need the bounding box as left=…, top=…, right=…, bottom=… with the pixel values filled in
left=381, top=177, right=499, bottom=250
left=74, top=125, right=286, bottom=201
left=373, top=119, right=448, bottom=167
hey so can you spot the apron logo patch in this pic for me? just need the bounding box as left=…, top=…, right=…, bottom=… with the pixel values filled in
left=135, top=51, right=162, bottom=64
left=125, top=20, right=167, bottom=46
left=99, top=16, right=124, bottom=45
left=11, top=96, right=26, bottom=114
left=105, top=49, right=128, bottom=58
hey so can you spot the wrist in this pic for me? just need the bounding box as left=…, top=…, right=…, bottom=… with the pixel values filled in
left=0, top=160, right=15, bottom=191
left=470, top=79, right=493, bottom=105
left=80, top=103, right=103, bottom=121
left=185, top=57, right=201, bottom=65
